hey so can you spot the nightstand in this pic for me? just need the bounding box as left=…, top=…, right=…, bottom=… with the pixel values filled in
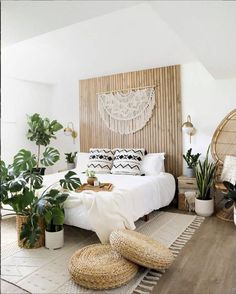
left=177, top=176, right=198, bottom=211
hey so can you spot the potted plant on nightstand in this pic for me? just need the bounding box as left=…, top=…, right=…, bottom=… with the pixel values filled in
left=183, top=148, right=201, bottom=177
left=36, top=171, right=81, bottom=249
left=222, top=181, right=236, bottom=225
left=26, top=113, right=63, bottom=175
left=65, top=152, right=77, bottom=170
left=195, top=147, right=216, bottom=217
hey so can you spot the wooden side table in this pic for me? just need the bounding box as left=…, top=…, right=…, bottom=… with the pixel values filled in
left=177, top=176, right=198, bottom=211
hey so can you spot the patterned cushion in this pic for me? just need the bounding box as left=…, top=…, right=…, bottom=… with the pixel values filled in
left=111, top=148, right=145, bottom=175
left=87, top=148, right=114, bottom=174
left=221, top=155, right=236, bottom=183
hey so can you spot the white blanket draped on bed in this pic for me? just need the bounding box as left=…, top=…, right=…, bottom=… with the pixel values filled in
left=42, top=171, right=175, bottom=243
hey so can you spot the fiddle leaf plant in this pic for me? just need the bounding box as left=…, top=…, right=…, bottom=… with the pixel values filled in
left=26, top=113, right=63, bottom=168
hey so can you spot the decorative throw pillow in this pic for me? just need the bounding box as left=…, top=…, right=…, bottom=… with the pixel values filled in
left=140, top=153, right=165, bottom=175
left=87, top=148, right=114, bottom=174
left=111, top=148, right=145, bottom=175
left=221, top=155, right=236, bottom=183
left=75, top=152, right=90, bottom=173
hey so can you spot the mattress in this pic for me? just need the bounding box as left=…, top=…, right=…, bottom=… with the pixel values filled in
left=42, top=170, right=175, bottom=232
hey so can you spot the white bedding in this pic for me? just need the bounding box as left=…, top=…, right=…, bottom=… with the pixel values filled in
left=42, top=170, right=175, bottom=243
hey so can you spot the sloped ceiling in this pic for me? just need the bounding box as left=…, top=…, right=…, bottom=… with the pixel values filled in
left=2, top=1, right=236, bottom=82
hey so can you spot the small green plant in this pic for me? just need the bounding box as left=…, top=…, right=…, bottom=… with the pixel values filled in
left=195, top=147, right=216, bottom=200
left=65, top=152, right=77, bottom=164
left=86, top=169, right=96, bottom=178
left=183, top=148, right=201, bottom=168
left=223, top=181, right=236, bottom=209
left=26, top=113, right=63, bottom=168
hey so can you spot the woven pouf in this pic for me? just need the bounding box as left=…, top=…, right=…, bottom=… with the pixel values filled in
left=68, top=244, right=138, bottom=290
left=110, top=229, right=174, bottom=270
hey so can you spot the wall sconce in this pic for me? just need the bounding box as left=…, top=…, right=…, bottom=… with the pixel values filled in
left=182, top=115, right=195, bottom=143
left=64, top=122, right=78, bottom=144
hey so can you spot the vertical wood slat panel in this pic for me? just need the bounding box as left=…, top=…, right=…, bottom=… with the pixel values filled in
left=79, top=65, right=182, bottom=177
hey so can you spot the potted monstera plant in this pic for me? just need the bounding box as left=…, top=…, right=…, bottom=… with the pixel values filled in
left=195, top=147, right=216, bottom=217
left=222, top=181, right=236, bottom=225
left=65, top=152, right=77, bottom=170
left=0, top=149, right=81, bottom=249
left=26, top=113, right=63, bottom=174
left=183, top=148, right=201, bottom=177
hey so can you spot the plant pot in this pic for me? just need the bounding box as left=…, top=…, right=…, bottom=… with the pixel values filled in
left=87, top=177, right=97, bottom=186
left=45, top=229, right=64, bottom=250
left=16, top=215, right=45, bottom=248
left=195, top=198, right=214, bottom=217
left=67, top=163, right=75, bottom=170
left=185, top=167, right=195, bottom=178
left=33, top=167, right=46, bottom=175
left=234, top=206, right=236, bottom=226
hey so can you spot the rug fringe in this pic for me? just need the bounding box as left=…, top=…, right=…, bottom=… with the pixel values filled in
left=132, top=215, right=205, bottom=294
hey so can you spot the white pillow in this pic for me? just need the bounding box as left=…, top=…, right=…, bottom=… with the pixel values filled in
left=87, top=148, right=114, bottom=174
left=140, top=153, right=165, bottom=176
left=221, top=155, right=236, bottom=183
left=75, top=152, right=90, bottom=173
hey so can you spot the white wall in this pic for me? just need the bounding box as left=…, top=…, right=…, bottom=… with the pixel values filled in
left=1, top=77, right=54, bottom=168
left=181, top=62, right=236, bottom=159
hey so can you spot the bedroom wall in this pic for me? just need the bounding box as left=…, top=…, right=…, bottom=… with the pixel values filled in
left=181, top=62, right=236, bottom=160
left=1, top=77, right=54, bottom=170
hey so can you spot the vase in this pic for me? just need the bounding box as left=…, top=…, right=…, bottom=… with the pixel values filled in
left=67, top=163, right=75, bottom=170
left=45, top=229, right=64, bottom=250
left=195, top=198, right=214, bottom=217
left=185, top=167, right=195, bottom=178
left=16, top=215, right=45, bottom=248
left=87, top=177, right=97, bottom=186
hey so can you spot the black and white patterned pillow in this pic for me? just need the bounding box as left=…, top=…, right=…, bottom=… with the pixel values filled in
left=87, top=148, right=114, bottom=174
left=111, top=148, right=145, bottom=175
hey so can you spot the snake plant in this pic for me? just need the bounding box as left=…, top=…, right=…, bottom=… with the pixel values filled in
left=195, top=146, right=216, bottom=200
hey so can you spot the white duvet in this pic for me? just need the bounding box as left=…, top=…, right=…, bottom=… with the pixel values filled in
left=42, top=170, right=175, bottom=243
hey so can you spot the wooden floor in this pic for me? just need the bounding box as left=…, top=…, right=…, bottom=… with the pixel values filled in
left=1, top=213, right=236, bottom=294
left=153, top=213, right=236, bottom=294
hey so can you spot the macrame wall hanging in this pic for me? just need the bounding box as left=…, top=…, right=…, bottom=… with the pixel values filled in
left=97, top=86, right=156, bottom=135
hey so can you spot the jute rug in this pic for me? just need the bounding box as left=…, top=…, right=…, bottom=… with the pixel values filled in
left=1, top=212, right=204, bottom=294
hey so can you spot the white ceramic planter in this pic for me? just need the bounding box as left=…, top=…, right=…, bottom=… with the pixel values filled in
left=67, top=163, right=75, bottom=170
left=195, top=198, right=214, bottom=217
left=185, top=167, right=195, bottom=178
left=234, top=206, right=236, bottom=226
left=45, top=229, right=64, bottom=250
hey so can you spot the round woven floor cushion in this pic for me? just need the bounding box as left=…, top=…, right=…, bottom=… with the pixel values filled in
left=68, top=244, right=138, bottom=290
left=110, top=229, right=174, bottom=270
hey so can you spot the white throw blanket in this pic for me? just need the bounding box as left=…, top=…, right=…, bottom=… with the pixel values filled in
left=64, top=189, right=135, bottom=243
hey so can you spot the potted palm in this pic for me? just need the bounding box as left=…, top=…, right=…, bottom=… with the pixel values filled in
left=65, top=152, right=77, bottom=170
left=26, top=113, right=63, bottom=174
left=0, top=150, right=81, bottom=249
left=222, top=181, right=236, bottom=225
left=195, top=147, right=216, bottom=217
left=183, top=148, right=201, bottom=177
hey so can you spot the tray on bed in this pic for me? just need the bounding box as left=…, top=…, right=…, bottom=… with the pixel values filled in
left=75, top=183, right=113, bottom=192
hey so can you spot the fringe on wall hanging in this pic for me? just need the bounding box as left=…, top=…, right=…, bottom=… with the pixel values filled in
left=97, top=87, right=156, bottom=135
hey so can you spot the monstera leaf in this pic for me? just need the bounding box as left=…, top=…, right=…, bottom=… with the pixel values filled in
left=59, top=171, right=81, bottom=190
left=13, top=149, right=37, bottom=173
left=40, top=147, right=60, bottom=167
left=0, top=161, right=8, bottom=182
left=8, top=175, right=27, bottom=193
left=23, top=171, right=43, bottom=189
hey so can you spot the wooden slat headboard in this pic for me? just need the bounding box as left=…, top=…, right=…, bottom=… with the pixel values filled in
left=79, top=65, right=182, bottom=177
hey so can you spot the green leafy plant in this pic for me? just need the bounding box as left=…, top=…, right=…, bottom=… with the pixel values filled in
left=183, top=148, right=201, bottom=168
left=65, top=152, right=78, bottom=164
left=26, top=113, right=63, bottom=168
left=0, top=150, right=81, bottom=247
left=222, top=181, right=236, bottom=209
left=86, top=169, right=96, bottom=178
left=195, top=147, right=216, bottom=200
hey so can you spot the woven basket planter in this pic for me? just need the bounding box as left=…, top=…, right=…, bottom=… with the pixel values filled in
left=110, top=229, right=174, bottom=270
left=16, top=215, right=45, bottom=249
left=68, top=244, right=138, bottom=290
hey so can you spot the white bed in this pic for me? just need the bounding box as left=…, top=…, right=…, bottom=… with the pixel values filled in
left=42, top=169, right=175, bottom=243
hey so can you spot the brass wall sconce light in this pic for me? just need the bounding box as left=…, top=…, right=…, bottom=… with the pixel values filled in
left=64, top=122, right=78, bottom=144
left=182, top=115, right=195, bottom=143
